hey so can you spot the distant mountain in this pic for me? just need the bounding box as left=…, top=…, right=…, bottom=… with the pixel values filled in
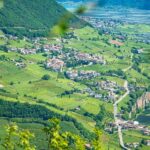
left=97, top=0, right=150, bottom=10
left=0, top=0, right=85, bottom=37
left=59, top=0, right=150, bottom=10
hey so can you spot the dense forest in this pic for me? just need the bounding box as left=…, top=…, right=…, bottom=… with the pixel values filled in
left=0, top=0, right=85, bottom=37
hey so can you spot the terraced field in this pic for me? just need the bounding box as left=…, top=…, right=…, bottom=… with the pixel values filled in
left=0, top=5, right=150, bottom=148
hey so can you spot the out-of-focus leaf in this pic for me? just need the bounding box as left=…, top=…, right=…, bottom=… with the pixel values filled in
left=75, top=5, right=87, bottom=15
left=51, top=22, right=69, bottom=36
left=0, top=0, right=4, bottom=9
left=50, top=13, right=71, bottom=36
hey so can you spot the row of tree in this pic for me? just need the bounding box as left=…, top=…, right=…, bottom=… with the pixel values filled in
left=0, top=118, right=105, bottom=150
left=0, top=99, right=92, bottom=139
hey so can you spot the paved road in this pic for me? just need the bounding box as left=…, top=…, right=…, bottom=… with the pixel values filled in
left=113, top=53, right=133, bottom=149
left=113, top=81, right=129, bottom=150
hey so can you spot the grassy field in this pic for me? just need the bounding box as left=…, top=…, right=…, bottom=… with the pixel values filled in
left=0, top=24, right=149, bottom=133
left=118, top=24, right=150, bottom=34
left=0, top=23, right=150, bottom=150
left=122, top=129, right=150, bottom=150
left=0, top=50, right=114, bottom=131
left=123, top=129, right=150, bottom=144
left=139, top=63, right=150, bottom=77
left=8, top=39, right=33, bottom=48
left=118, top=95, right=130, bottom=111
left=126, top=69, right=150, bottom=87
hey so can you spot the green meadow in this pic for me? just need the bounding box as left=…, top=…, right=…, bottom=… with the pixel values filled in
left=0, top=22, right=150, bottom=150
left=0, top=50, right=114, bottom=131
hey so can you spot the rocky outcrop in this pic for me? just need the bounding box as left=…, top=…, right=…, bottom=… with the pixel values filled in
left=132, top=92, right=150, bottom=112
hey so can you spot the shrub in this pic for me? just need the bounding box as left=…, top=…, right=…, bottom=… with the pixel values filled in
left=41, top=74, right=50, bottom=80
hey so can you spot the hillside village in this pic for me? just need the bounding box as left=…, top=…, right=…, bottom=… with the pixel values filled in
left=0, top=9, right=150, bottom=150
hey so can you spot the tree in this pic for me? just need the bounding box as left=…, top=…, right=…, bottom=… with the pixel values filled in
left=1, top=123, right=35, bottom=150
left=69, top=134, right=86, bottom=150
left=43, top=118, right=87, bottom=150
left=41, top=74, right=50, bottom=80
left=92, top=129, right=105, bottom=150
left=1, top=118, right=106, bottom=150
left=43, top=118, right=69, bottom=150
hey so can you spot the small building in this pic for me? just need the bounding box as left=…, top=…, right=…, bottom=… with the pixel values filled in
left=66, top=70, right=78, bottom=80
left=145, top=140, right=150, bottom=146
left=15, top=62, right=26, bottom=68
left=46, top=58, right=64, bottom=72
left=125, top=142, right=140, bottom=148
left=133, top=121, right=139, bottom=125
left=134, top=49, right=143, bottom=54
left=110, top=40, right=124, bottom=46
left=143, top=130, right=150, bottom=136
left=85, top=143, right=92, bottom=149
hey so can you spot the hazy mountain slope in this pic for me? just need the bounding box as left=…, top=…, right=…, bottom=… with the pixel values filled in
left=0, top=0, right=84, bottom=37
left=59, top=0, right=150, bottom=10
left=98, top=0, right=150, bottom=10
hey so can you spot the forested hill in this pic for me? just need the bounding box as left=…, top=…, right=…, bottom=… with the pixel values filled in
left=0, top=0, right=84, bottom=37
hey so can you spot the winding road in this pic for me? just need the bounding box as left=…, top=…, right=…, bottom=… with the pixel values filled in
left=113, top=80, right=129, bottom=150
left=113, top=54, right=133, bottom=150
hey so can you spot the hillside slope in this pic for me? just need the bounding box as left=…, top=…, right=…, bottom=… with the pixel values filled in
left=0, top=0, right=84, bottom=37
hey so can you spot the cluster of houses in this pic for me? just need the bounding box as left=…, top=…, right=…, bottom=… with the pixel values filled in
left=66, top=69, right=100, bottom=80
left=9, top=47, right=37, bottom=55
left=84, top=87, right=116, bottom=101
left=75, top=52, right=106, bottom=65
left=99, top=80, right=118, bottom=90
left=107, top=120, right=150, bottom=148
left=42, top=44, right=62, bottom=53
left=125, top=140, right=150, bottom=149
left=9, top=43, right=63, bottom=55
left=110, top=120, right=150, bottom=135
left=97, top=80, right=124, bottom=100
left=84, top=88, right=103, bottom=99
left=65, top=70, right=124, bottom=101
left=80, top=16, right=121, bottom=29
left=79, top=80, right=124, bottom=101
left=125, top=142, right=140, bottom=149
left=119, top=120, right=144, bottom=130
left=6, top=34, right=63, bottom=55
left=46, top=58, right=64, bottom=72
left=98, top=80, right=124, bottom=92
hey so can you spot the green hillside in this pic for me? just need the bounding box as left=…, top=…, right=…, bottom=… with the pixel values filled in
left=0, top=0, right=84, bottom=37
